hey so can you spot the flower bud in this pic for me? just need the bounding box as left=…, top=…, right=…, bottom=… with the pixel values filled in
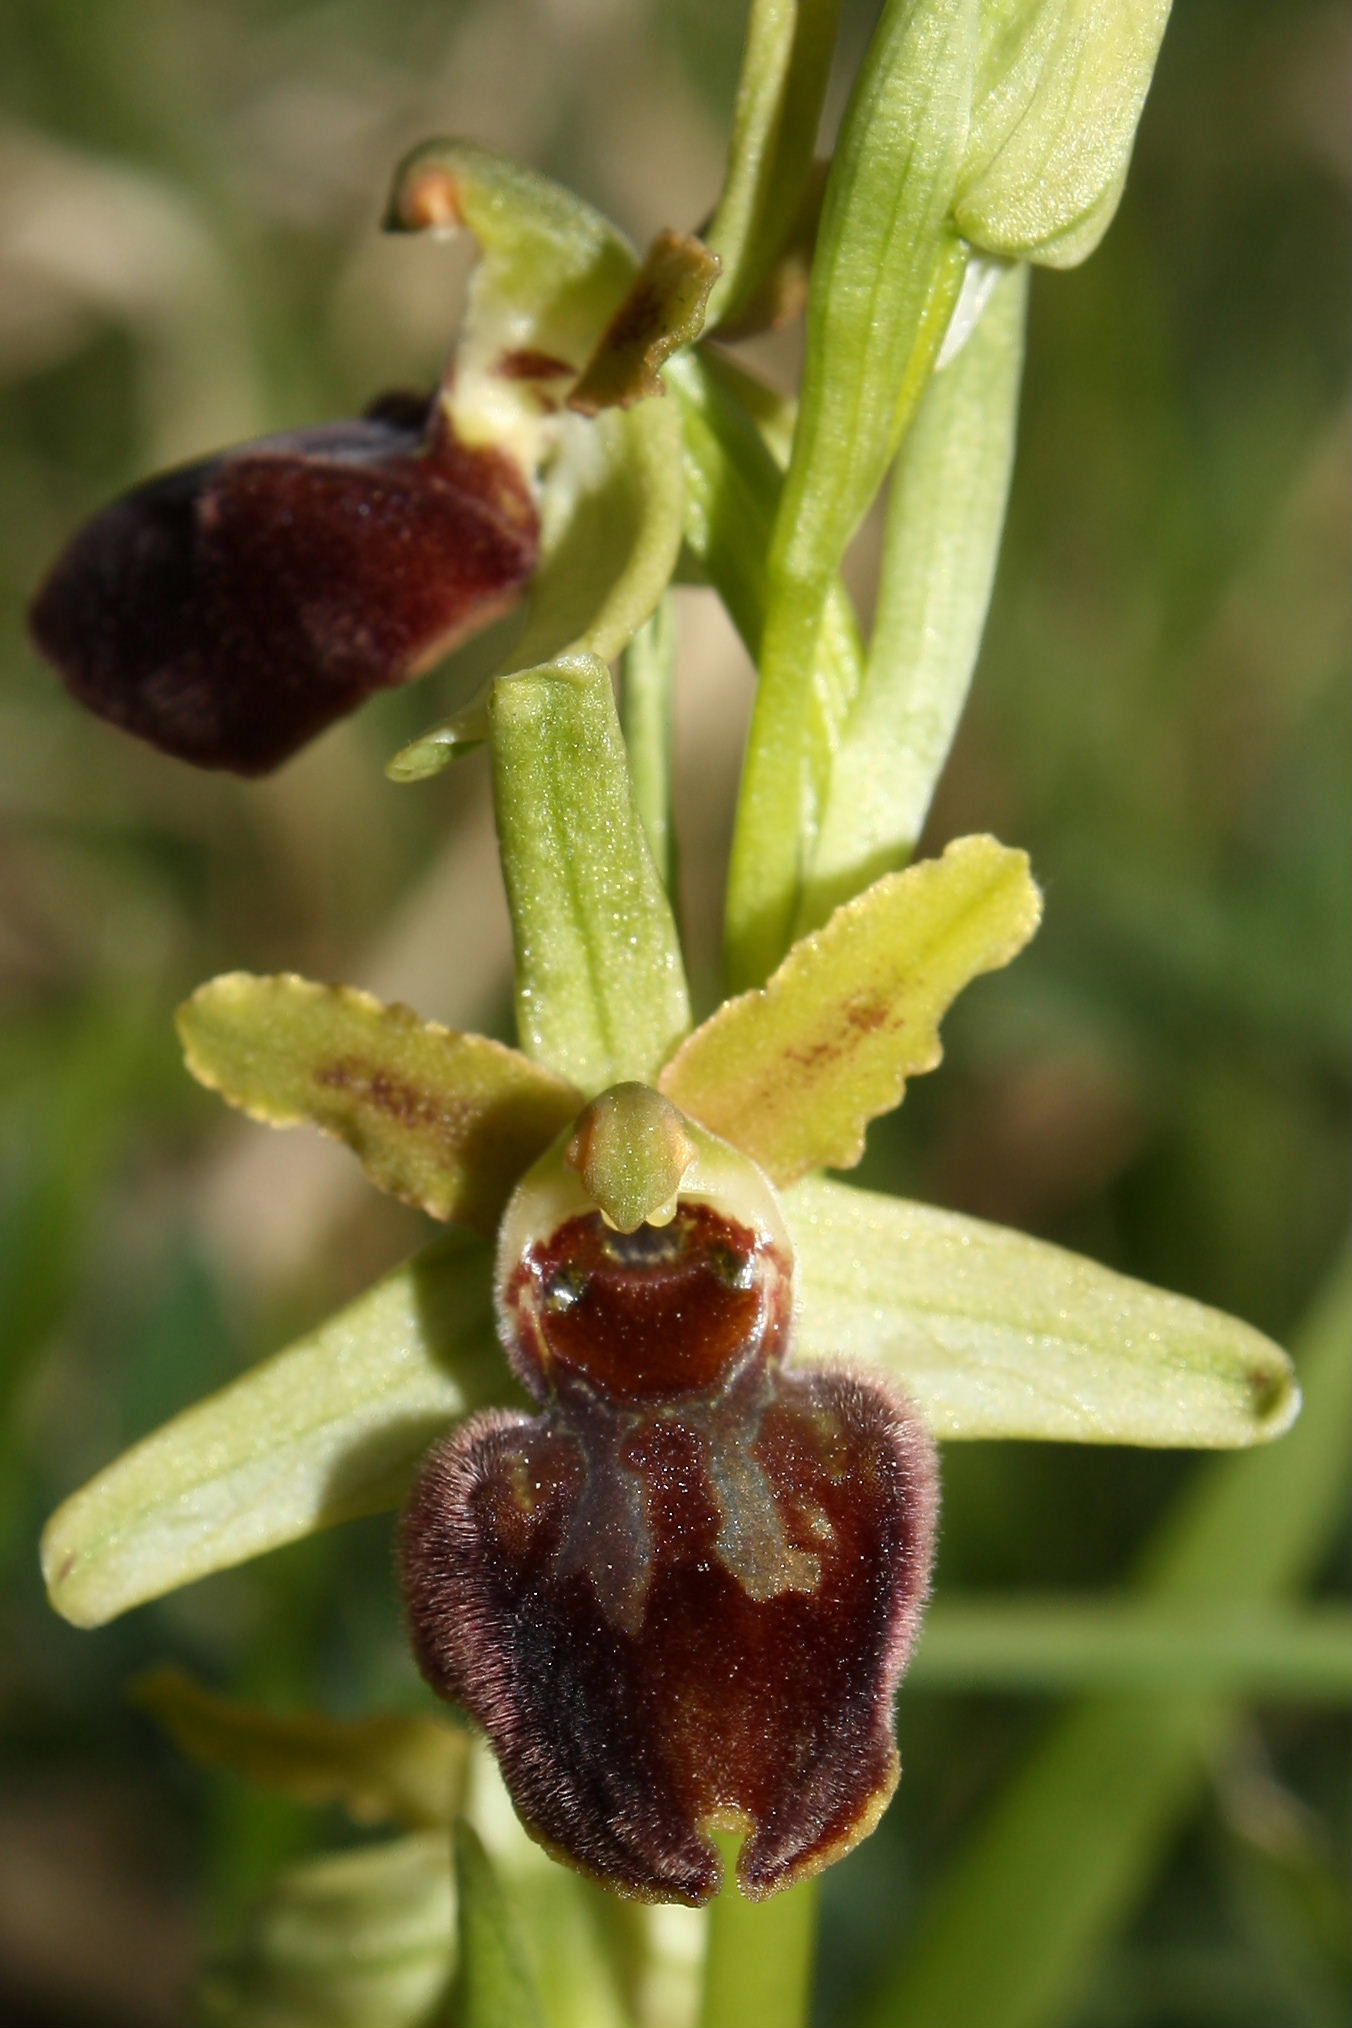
left=28, top=394, right=537, bottom=775
left=955, top=0, right=1172, bottom=267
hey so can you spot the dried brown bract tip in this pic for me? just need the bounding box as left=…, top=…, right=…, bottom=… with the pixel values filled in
left=401, top=1100, right=939, bottom=1903
left=28, top=397, right=538, bottom=775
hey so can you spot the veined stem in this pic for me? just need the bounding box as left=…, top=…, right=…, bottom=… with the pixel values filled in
left=621, top=596, right=678, bottom=896
left=697, top=1835, right=819, bottom=2028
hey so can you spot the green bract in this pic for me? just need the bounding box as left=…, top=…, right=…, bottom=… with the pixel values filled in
left=722, top=0, right=1177, bottom=986
left=202, top=1834, right=458, bottom=2028
left=490, top=654, right=692, bottom=1093
left=134, top=1666, right=470, bottom=1830
left=703, top=0, right=843, bottom=330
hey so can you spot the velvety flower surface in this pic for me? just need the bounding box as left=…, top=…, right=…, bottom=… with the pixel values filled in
left=28, top=394, right=538, bottom=774
left=402, top=1123, right=938, bottom=1904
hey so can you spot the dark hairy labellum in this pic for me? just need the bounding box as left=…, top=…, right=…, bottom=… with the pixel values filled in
left=402, top=1147, right=939, bottom=1904
left=28, top=396, right=538, bottom=774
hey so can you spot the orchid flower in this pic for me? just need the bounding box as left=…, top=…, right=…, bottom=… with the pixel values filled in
left=28, top=4, right=1305, bottom=2021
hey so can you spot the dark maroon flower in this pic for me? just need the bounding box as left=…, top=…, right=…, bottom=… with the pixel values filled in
left=401, top=1133, right=938, bottom=1904
left=28, top=395, right=538, bottom=775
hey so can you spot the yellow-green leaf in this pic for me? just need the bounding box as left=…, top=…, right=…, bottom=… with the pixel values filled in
left=43, top=1232, right=504, bottom=1627
left=662, top=835, right=1040, bottom=1182
left=178, top=973, right=580, bottom=1236
left=787, top=1175, right=1299, bottom=1446
left=134, top=1666, right=469, bottom=1830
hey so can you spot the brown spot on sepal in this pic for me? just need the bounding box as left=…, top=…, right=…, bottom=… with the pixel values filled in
left=314, top=1056, right=471, bottom=1134
left=401, top=1201, right=939, bottom=1903
left=28, top=400, right=537, bottom=774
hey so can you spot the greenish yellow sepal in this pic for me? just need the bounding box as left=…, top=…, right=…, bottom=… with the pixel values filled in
left=177, top=972, right=581, bottom=1236
left=663, top=836, right=1040, bottom=1183
left=42, top=1234, right=502, bottom=1627
left=134, top=1666, right=469, bottom=1830
left=787, top=1175, right=1299, bottom=1447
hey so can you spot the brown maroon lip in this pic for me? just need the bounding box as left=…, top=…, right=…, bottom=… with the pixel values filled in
left=28, top=396, right=539, bottom=776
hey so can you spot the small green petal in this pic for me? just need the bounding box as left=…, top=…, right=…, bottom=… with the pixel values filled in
left=134, top=1666, right=469, bottom=1830
left=570, top=228, right=720, bottom=415
left=663, top=836, right=1040, bottom=1182
left=454, top=1823, right=549, bottom=2028
left=178, top=973, right=581, bottom=1235
left=202, top=1833, right=455, bottom=2028
left=491, top=654, right=692, bottom=1096
left=787, top=1175, right=1299, bottom=1446
left=43, top=1233, right=503, bottom=1627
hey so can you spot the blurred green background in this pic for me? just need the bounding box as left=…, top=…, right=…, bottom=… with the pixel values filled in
left=0, top=2, right=1347, bottom=2024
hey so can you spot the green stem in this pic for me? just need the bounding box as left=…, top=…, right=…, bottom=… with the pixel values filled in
left=704, top=0, right=843, bottom=329
left=724, top=0, right=977, bottom=988
left=697, top=1835, right=819, bottom=2028
left=621, top=596, right=678, bottom=896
